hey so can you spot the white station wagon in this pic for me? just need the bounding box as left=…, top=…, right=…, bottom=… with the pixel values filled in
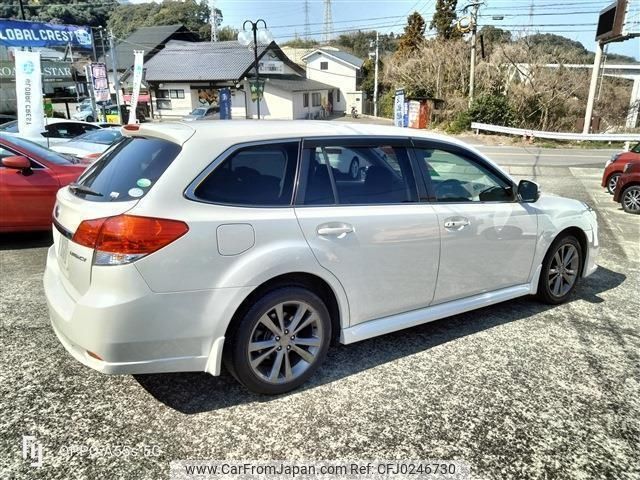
left=44, top=121, right=599, bottom=394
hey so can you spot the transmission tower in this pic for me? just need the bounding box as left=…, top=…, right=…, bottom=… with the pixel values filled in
left=304, top=0, right=310, bottom=40
left=323, top=0, right=333, bottom=43
left=210, top=0, right=218, bottom=42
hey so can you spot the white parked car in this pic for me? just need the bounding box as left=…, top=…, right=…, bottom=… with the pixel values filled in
left=51, top=127, right=122, bottom=163
left=0, top=118, right=102, bottom=147
left=44, top=121, right=599, bottom=394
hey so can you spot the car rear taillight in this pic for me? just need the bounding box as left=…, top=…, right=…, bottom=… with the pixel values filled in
left=72, top=215, right=188, bottom=265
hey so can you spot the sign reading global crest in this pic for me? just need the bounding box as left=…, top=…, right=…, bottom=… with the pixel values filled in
left=0, top=19, right=93, bottom=49
left=14, top=50, right=45, bottom=137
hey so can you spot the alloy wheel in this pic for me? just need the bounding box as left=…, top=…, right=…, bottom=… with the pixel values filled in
left=607, top=174, right=620, bottom=194
left=547, top=243, right=579, bottom=297
left=623, top=187, right=640, bottom=213
left=247, top=301, right=324, bottom=384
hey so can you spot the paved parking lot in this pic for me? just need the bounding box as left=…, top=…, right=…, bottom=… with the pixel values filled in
left=1, top=150, right=638, bottom=479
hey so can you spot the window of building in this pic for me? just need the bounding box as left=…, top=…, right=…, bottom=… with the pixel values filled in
left=312, top=92, right=321, bottom=107
left=169, top=89, right=185, bottom=99
left=193, top=142, right=299, bottom=206
left=299, top=144, right=417, bottom=205
left=414, top=148, right=514, bottom=202
left=303, top=93, right=309, bottom=108
left=157, top=99, right=172, bottom=110
left=157, top=89, right=170, bottom=99
left=320, top=61, right=328, bottom=70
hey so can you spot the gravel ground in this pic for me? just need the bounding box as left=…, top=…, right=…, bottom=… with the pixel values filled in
left=0, top=162, right=638, bottom=480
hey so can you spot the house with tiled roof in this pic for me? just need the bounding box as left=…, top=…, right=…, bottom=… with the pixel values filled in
left=143, top=39, right=336, bottom=120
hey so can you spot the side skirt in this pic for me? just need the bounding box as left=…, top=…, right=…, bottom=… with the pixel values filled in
left=340, top=283, right=532, bottom=345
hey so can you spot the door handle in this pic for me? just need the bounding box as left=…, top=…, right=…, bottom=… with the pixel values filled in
left=317, top=223, right=354, bottom=238
left=443, top=217, right=470, bottom=230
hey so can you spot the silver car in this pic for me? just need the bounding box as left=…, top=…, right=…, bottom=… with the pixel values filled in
left=44, top=121, right=599, bottom=395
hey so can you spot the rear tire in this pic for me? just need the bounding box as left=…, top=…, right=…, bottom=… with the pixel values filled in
left=536, top=235, right=583, bottom=305
left=621, top=185, right=640, bottom=214
left=606, top=173, right=621, bottom=194
left=225, top=287, right=331, bottom=394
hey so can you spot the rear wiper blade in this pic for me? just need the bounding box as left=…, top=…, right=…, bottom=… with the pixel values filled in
left=68, top=183, right=103, bottom=197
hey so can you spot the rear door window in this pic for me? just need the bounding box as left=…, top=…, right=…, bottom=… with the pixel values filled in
left=72, top=137, right=181, bottom=202
left=193, top=142, right=299, bottom=206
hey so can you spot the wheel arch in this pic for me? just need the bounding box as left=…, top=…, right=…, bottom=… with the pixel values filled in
left=224, top=272, right=344, bottom=344
left=550, top=226, right=589, bottom=276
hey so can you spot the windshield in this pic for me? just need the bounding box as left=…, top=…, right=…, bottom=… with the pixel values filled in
left=73, top=136, right=181, bottom=202
left=631, top=142, right=640, bottom=154
left=0, top=121, right=18, bottom=133
left=0, top=133, right=74, bottom=165
left=191, top=108, right=206, bottom=116
left=72, top=129, right=122, bottom=145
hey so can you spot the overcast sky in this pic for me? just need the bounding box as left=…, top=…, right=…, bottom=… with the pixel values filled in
left=129, top=0, right=639, bottom=60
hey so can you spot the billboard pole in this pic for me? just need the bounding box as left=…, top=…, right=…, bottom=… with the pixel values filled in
left=108, top=29, right=122, bottom=124
left=583, top=41, right=604, bottom=134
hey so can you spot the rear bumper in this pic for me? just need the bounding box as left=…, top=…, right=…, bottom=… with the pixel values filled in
left=44, top=245, right=251, bottom=375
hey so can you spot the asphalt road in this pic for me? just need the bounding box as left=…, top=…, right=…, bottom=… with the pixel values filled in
left=1, top=153, right=638, bottom=480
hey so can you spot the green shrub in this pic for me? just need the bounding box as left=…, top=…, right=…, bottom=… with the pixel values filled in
left=378, top=90, right=395, bottom=119
left=468, top=94, right=515, bottom=127
left=446, top=110, right=471, bottom=134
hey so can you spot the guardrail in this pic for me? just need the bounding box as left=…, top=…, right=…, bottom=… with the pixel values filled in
left=471, top=122, right=640, bottom=142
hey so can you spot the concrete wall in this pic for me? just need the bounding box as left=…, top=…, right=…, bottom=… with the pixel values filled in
left=305, top=52, right=358, bottom=113
left=152, top=82, right=193, bottom=118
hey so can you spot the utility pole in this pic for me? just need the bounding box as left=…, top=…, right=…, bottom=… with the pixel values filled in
left=468, top=2, right=480, bottom=106
left=373, top=31, right=379, bottom=117
left=18, top=0, right=26, bottom=20
left=108, top=29, right=123, bottom=124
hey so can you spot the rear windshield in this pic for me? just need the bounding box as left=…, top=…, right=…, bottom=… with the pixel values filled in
left=73, top=136, right=181, bottom=202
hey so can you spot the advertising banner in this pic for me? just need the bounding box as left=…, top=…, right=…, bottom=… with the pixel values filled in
left=14, top=50, right=44, bottom=137
left=0, top=19, right=93, bottom=49
left=128, top=50, right=144, bottom=124
left=249, top=79, right=265, bottom=102
left=394, top=89, right=405, bottom=127
left=90, top=63, right=110, bottom=103
left=219, top=87, right=231, bottom=120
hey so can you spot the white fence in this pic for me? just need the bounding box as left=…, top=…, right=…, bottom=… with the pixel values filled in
left=471, top=122, right=640, bottom=142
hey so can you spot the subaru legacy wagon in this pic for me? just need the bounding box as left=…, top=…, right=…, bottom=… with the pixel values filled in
left=44, top=121, right=599, bottom=394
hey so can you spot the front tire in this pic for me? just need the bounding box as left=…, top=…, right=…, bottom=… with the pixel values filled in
left=225, top=287, right=331, bottom=394
left=606, top=173, right=621, bottom=194
left=621, top=185, right=640, bottom=214
left=537, top=235, right=583, bottom=305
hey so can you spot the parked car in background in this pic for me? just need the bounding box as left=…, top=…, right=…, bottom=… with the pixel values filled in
left=51, top=127, right=122, bottom=163
left=0, top=119, right=102, bottom=147
left=613, top=161, right=640, bottom=214
left=44, top=121, right=599, bottom=395
left=183, top=105, right=219, bottom=121
left=602, top=142, right=640, bottom=194
left=0, top=114, right=17, bottom=125
left=0, top=133, right=87, bottom=232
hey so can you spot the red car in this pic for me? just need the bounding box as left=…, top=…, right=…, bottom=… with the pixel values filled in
left=0, top=133, right=87, bottom=232
left=601, top=142, right=640, bottom=194
left=613, top=161, right=640, bottom=214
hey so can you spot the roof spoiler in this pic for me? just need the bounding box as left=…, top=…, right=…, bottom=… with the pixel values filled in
left=120, top=122, right=195, bottom=146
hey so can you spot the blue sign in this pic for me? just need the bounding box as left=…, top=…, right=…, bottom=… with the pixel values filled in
left=0, top=19, right=93, bottom=49
left=219, top=88, right=232, bottom=120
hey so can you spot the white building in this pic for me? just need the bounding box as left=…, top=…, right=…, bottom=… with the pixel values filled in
left=302, top=47, right=365, bottom=114
left=143, top=40, right=335, bottom=120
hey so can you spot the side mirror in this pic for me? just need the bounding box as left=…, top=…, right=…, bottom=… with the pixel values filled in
left=2, top=155, right=31, bottom=170
left=518, top=179, right=540, bottom=202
